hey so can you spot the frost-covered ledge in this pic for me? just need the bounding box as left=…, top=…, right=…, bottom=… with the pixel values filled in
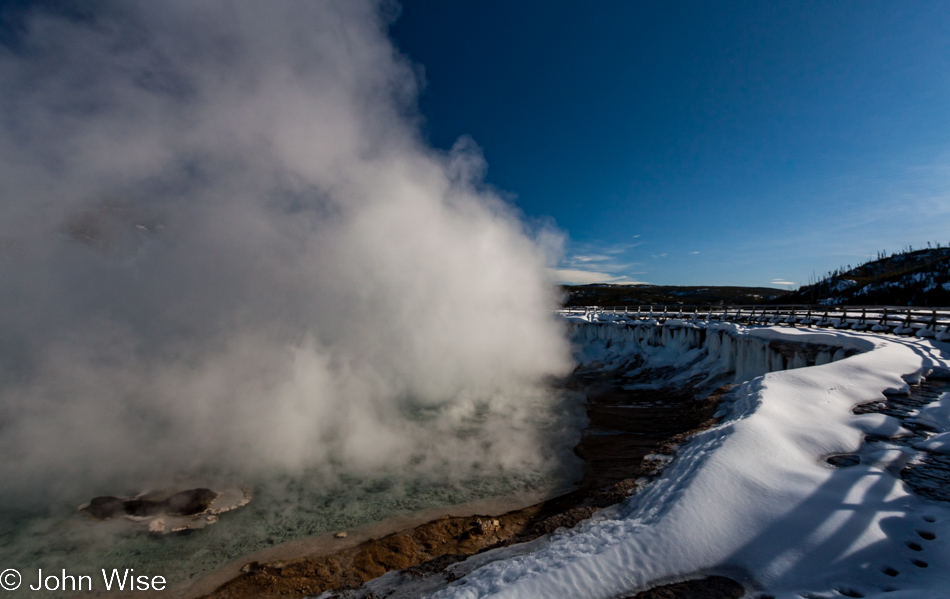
left=563, top=315, right=870, bottom=386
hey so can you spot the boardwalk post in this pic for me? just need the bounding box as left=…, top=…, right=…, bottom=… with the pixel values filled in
left=901, top=310, right=914, bottom=335
left=561, top=305, right=949, bottom=337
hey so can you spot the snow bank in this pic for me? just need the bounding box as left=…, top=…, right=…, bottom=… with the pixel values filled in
left=912, top=392, right=950, bottom=455
left=915, top=432, right=950, bottom=455
left=430, top=320, right=950, bottom=599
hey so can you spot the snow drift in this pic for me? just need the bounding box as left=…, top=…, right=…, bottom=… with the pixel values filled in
left=426, top=319, right=950, bottom=599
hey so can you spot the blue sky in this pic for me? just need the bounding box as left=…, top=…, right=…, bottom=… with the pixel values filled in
left=390, top=0, right=950, bottom=287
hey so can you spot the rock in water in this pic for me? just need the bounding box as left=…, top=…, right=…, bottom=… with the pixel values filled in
left=79, top=486, right=251, bottom=534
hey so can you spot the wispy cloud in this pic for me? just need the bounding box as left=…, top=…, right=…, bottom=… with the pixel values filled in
left=570, top=254, right=613, bottom=263
left=554, top=240, right=647, bottom=284
left=548, top=268, right=647, bottom=285
left=771, top=279, right=796, bottom=286
left=604, top=241, right=645, bottom=254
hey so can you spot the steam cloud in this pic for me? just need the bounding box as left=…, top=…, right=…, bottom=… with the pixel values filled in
left=0, top=1, right=573, bottom=505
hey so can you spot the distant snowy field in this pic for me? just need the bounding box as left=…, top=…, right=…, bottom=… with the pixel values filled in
left=423, top=317, right=950, bottom=599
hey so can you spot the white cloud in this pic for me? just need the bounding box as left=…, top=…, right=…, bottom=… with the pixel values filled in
left=570, top=254, right=613, bottom=263
left=606, top=245, right=637, bottom=254
left=553, top=240, right=648, bottom=284
left=548, top=269, right=647, bottom=285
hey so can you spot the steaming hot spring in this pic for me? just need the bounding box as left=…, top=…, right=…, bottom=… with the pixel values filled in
left=0, top=0, right=584, bottom=588
left=3, top=3, right=950, bottom=599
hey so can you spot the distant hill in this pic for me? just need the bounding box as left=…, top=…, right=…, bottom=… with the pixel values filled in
left=561, top=246, right=950, bottom=308
left=774, top=247, right=950, bottom=307
left=561, top=284, right=789, bottom=307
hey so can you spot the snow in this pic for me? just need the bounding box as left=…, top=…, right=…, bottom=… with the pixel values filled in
left=914, top=432, right=950, bottom=455
left=832, top=279, right=858, bottom=292
left=911, top=392, right=950, bottom=455
left=427, top=318, right=950, bottom=599
left=911, top=392, right=950, bottom=432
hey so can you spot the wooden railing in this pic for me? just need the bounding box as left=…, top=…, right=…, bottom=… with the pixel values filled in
left=558, top=304, right=950, bottom=339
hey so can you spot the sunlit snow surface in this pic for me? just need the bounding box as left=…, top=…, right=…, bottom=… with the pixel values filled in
left=426, top=318, right=950, bottom=599
left=912, top=394, right=950, bottom=455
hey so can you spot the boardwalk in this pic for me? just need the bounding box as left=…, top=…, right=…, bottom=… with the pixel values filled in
left=560, top=304, right=950, bottom=340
